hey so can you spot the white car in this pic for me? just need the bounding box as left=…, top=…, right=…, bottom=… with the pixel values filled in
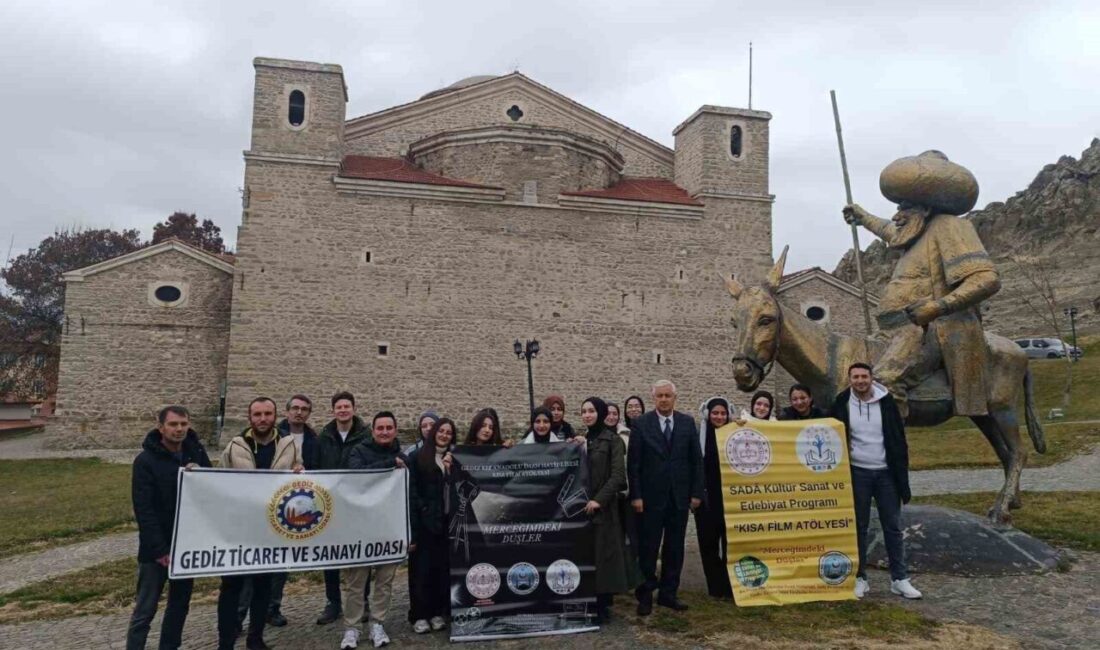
left=1014, top=338, right=1083, bottom=359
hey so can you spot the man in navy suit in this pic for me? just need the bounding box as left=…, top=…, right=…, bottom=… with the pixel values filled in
left=628, top=380, right=704, bottom=615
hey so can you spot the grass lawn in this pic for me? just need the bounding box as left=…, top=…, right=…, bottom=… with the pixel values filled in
left=914, top=491, right=1100, bottom=552
left=0, top=458, right=135, bottom=558
left=636, top=591, right=939, bottom=646
left=907, top=334, right=1100, bottom=470
left=908, top=421, right=1099, bottom=470
left=0, top=557, right=308, bottom=624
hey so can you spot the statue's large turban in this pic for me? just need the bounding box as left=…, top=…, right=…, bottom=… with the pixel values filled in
left=879, top=150, right=979, bottom=215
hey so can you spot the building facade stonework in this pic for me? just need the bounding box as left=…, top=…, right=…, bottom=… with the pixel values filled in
left=50, top=242, right=233, bottom=447
left=52, top=58, right=791, bottom=448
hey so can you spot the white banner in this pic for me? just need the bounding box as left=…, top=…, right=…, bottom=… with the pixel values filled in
left=169, top=468, right=409, bottom=579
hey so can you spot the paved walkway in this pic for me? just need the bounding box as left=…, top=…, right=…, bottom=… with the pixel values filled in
left=882, top=551, right=1100, bottom=649
left=0, top=531, right=137, bottom=594
left=0, top=431, right=136, bottom=464
left=911, top=445, right=1100, bottom=496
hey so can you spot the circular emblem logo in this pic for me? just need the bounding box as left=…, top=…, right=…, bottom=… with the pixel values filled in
left=818, top=551, right=853, bottom=586
left=465, top=563, right=501, bottom=600
left=506, top=562, right=540, bottom=596
left=796, top=424, right=844, bottom=473
left=733, top=555, right=770, bottom=588
left=724, top=428, right=772, bottom=476
left=268, top=479, right=333, bottom=540
left=546, top=559, right=580, bottom=595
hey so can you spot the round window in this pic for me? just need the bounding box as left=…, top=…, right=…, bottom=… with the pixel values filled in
left=806, top=306, right=826, bottom=321
left=154, top=285, right=182, bottom=303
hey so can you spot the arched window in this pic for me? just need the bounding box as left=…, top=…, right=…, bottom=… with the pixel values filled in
left=288, top=90, right=306, bottom=127
left=730, top=125, right=743, bottom=158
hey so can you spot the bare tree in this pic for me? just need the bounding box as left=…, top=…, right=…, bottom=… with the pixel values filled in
left=1013, top=255, right=1072, bottom=410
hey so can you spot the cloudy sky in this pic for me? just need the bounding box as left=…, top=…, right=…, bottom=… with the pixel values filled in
left=2, top=0, right=1097, bottom=272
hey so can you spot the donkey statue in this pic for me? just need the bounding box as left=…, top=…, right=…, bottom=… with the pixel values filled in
left=726, top=246, right=1045, bottom=526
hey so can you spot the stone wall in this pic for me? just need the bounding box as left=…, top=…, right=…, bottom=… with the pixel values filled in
left=251, top=58, right=346, bottom=159
left=225, top=158, right=772, bottom=441
left=344, top=83, right=673, bottom=179
left=411, top=126, right=623, bottom=203
left=50, top=250, right=232, bottom=448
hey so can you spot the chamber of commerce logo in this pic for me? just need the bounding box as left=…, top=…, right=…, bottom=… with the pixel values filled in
left=796, top=425, right=844, bottom=473
left=506, top=562, right=540, bottom=596
left=268, top=480, right=333, bottom=540
left=724, top=428, right=772, bottom=476
left=546, top=559, right=580, bottom=595
left=465, top=563, right=501, bottom=600
left=733, top=555, right=769, bottom=588
left=818, top=551, right=852, bottom=586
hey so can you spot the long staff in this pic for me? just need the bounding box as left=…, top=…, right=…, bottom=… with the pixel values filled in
left=830, top=90, right=874, bottom=336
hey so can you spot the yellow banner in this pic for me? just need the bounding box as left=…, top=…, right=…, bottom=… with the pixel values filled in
left=719, top=418, right=858, bottom=606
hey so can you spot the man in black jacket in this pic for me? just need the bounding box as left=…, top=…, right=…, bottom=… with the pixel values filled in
left=126, top=405, right=212, bottom=650
left=315, top=392, right=372, bottom=626
left=628, top=380, right=703, bottom=615
left=339, top=411, right=417, bottom=649
left=831, top=363, right=922, bottom=600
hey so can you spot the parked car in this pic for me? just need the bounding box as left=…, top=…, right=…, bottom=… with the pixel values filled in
left=1014, top=337, right=1084, bottom=359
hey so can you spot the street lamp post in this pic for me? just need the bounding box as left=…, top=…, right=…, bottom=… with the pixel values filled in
left=1063, top=306, right=1079, bottom=362
left=514, top=339, right=540, bottom=414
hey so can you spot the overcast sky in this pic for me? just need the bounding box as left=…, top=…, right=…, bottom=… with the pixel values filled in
left=2, top=0, right=1097, bottom=273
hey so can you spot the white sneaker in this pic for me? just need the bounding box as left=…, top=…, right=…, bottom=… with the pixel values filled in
left=370, top=622, right=391, bottom=648
left=341, top=628, right=360, bottom=650
left=891, top=578, right=923, bottom=599
left=429, top=616, right=446, bottom=631
left=854, top=577, right=870, bottom=599
left=413, top=619, right=430, bottom=634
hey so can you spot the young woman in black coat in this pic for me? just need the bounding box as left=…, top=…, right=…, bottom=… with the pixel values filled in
left=694, top=396, right=734, bottom=599
left=407, top=418, right=457, bottom=634
left=777, top=384, right=826, bottom=420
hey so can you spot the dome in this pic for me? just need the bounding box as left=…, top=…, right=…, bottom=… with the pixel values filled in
left=420, top=75, right=499, bottom=100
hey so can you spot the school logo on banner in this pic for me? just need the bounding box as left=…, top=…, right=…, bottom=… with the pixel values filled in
left=506, top=562, right=540, bottom=596
left=725, top=428, right=772, bottom=476
left=268, top=480, right=333, bottom=540
left=818, top=551, right=853, bottom=585
left=796, top=424, right=844, bottom=473
left=546, top=559, right=580, bottom=595
left=466, top=563, right=501, bottom=600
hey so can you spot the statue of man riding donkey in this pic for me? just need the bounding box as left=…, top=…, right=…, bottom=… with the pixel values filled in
left=726, top=150, right=1045, bottom=526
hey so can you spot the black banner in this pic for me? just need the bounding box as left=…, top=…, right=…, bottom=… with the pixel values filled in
left=448, top=443, right=596, bottom=641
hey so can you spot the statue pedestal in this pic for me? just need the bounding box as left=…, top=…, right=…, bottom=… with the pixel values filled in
left=867, top=504, right=1064, bottom=576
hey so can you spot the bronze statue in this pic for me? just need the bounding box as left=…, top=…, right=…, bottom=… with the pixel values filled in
left=726, top=152, right=1045, bottom=526
left=843, top=150, right=1000, bottom=418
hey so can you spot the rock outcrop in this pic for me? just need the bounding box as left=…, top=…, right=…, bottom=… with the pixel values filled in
left=834, top=139, right=1100, bottom=336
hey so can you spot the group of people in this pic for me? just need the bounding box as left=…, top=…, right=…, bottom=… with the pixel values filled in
left=127, top=364, right=921, bottom=650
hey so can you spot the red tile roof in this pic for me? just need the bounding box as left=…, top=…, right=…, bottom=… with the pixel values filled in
left=561, top=177, right=702, bottom=206
left=339, top=156, right=497, bottom=189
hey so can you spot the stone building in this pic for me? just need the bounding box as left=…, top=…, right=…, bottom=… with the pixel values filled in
left=761, top=267, right=879, bottom=409
left=52, top=57, right=787, bottom=448
left=52, top=240, right=233, bottom=446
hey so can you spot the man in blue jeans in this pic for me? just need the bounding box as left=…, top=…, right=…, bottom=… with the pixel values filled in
left=127, top=406, right=212, bottom=649
left=831, top=363, right=923, bottom=600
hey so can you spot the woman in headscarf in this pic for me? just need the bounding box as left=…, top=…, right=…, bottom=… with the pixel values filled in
left=542, top=393, right=576, bottom=440
left=520, top=406, right=562, bottom=444
left=407, top=418, right=456, bottom=634
left=579, top=397, right=632, bottom=623
left=694, top=396, right=734, bottom=599
left=778, top=384, right=825, bottom=420
left=745, top=390, right=777, bottom=421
